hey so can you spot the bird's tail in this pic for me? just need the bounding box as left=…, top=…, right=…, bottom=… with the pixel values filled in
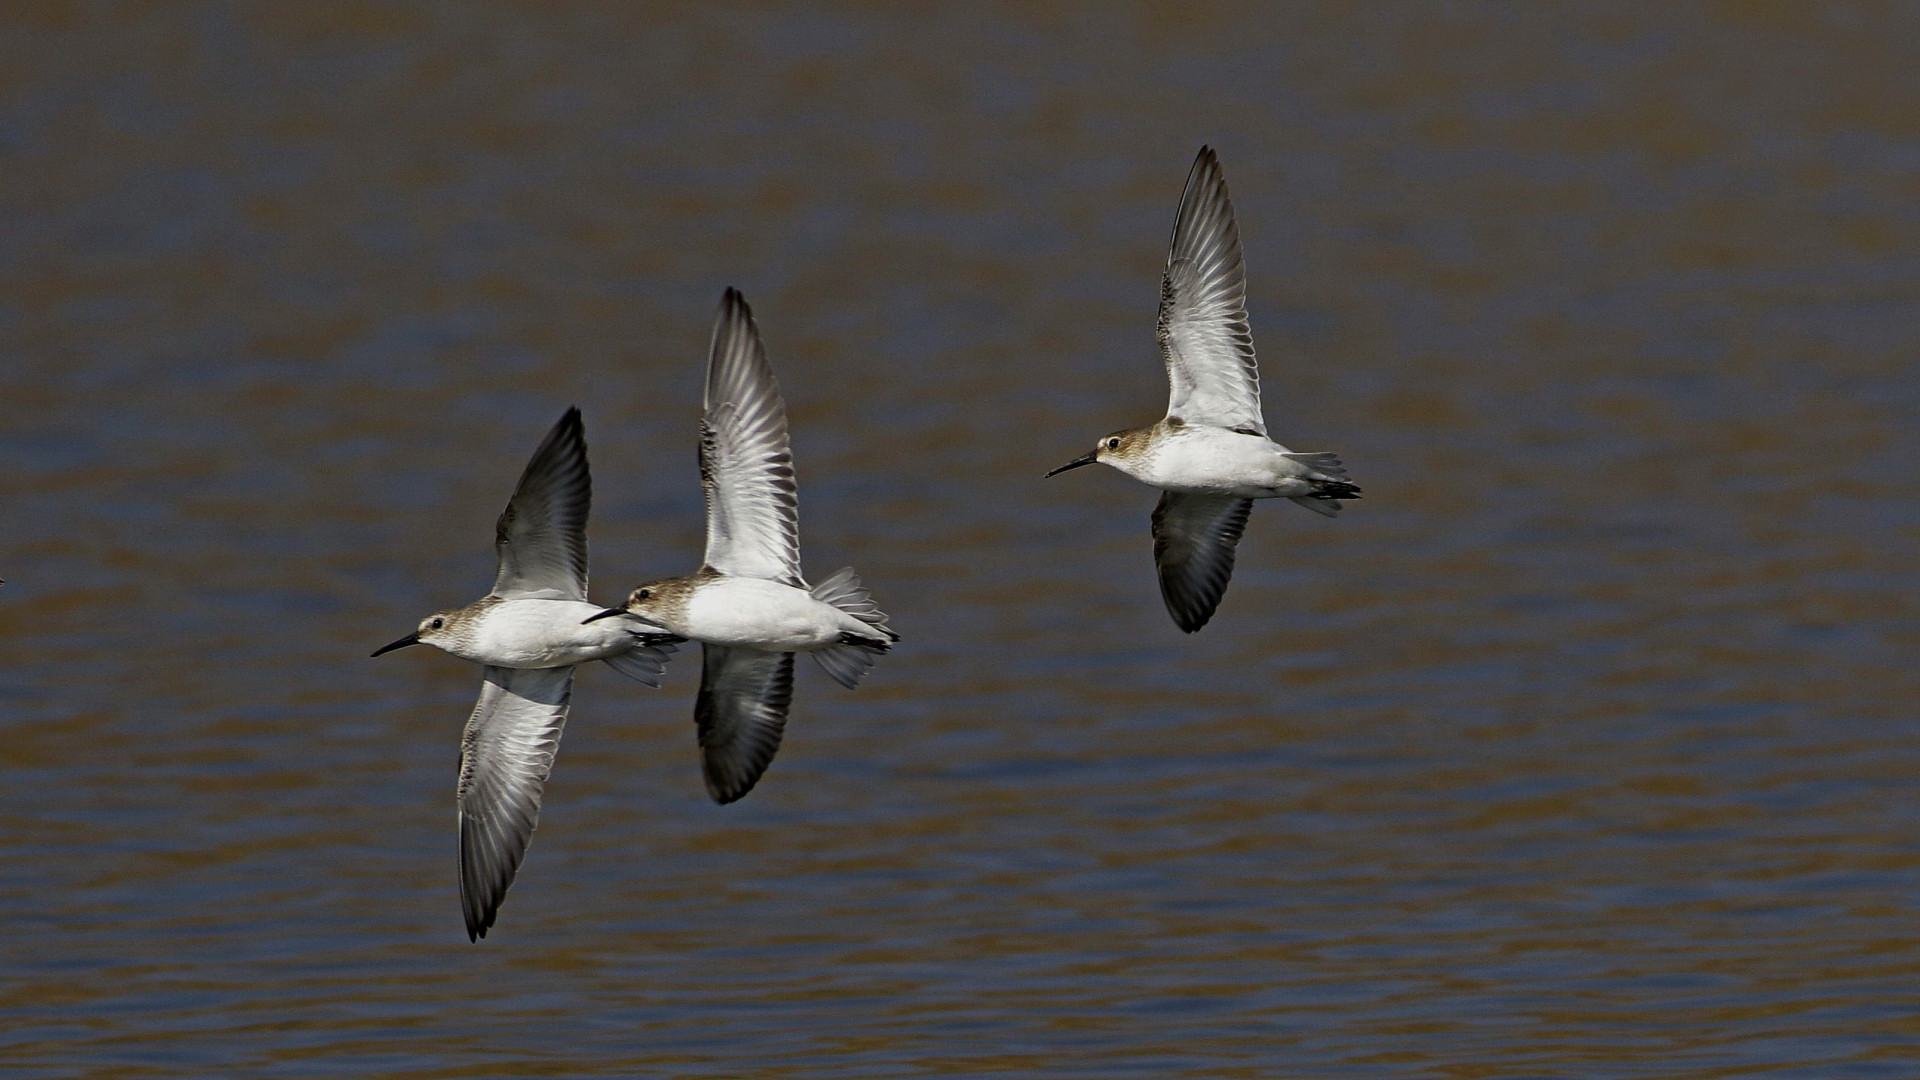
left=1283, top=452, right=1360, bottom=517
left=811, top=567, right=897, bottom=641
left=809, top=568, right=895, bottom=689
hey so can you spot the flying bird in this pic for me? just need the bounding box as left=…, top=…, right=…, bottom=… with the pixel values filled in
left=373, top=407, right=679, bottom=940
left=588, top=289, right=896, bottom=804
left=1047, top=146, right=1359, bottom=632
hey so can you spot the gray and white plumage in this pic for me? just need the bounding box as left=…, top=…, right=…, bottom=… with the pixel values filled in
left=701, top=294, right=803, bottom=587
left=457, top=665, right=573, bottom=941
left=695, top=292, right=807, bottom=801
left=492, top=410, right=593, bottom=602
left=373, top=407, right=679, bottom=940
left=1159, top=147, right=1264, bottom=437
left=1047, top=146, right=1360, bottom=633
left=592, top=289, right=896, bottom=805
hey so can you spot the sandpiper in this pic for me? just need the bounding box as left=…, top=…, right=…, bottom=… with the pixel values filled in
left=587, top=289, right=896, bottom=804
left=373, top=407, right=680, bottom=941
left=1047, top=146, right=1360, bottom=633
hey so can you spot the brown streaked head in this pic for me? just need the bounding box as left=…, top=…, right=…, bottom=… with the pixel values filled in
left=1046, top=427, right=1151, bottom=477
left=583, top=576, right=695, bottom=628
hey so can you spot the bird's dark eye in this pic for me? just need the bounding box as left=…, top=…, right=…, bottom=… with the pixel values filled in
left=637, top=589, right=651, bottom=600
left=1106, top=437, right=1120, bottom=450
left=429, top=618, right=444, bottom=630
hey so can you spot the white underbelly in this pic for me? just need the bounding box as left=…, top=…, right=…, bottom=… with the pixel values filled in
left=468, top=599, right=633, bottom=668
left=1145, top=434, right=1300, bottom=497
left=684, top=579, right=844, bottom=651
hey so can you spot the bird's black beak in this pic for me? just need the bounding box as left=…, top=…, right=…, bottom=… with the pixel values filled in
left=582, top=607, right=627, bottom=624
left=1045, top=451, right=1098, bottom=478
left=371, top=632, right=420, bottom=658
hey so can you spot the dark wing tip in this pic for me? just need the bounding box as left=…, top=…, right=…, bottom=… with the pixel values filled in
left=707, top=775, right=757, bottom=805
left=710, top=288, right=760, bottom=372
left=703, top=288, right=790, bottom=478
left=556, top=406, right=586, bottom=460
left=1161, top=574, right=1217, bottom=633
left=1170, top=146, right=1234, bottom=261
left=460, top=820, right=509, bottom=943
left=695, top=650, right=793, bottom=804
left=530, top=406, right=586, bottom=461
left=552, top=405, right=589, bottom=488
left=1152, top=495, right=1250, bottom=636
left=700, top=719, right=785, bottom=804
left=703, top=730, right=782, bottom=803
left=462, top=891, right=494, bottom=943
left=555, top=408, right=585, bottom=463
left=492, top=403, right=593, bottom=596
left=1172, top=606, right=1212, bottom=634
left=1161, top=578, right=1221, bottom=634
left=1186, top=145, right=1223, bottom=188
left=517, top=405, right=591, bottom=487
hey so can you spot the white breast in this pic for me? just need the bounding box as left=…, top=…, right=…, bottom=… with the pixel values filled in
left=1139, top=428, right=1292, bottom=496
left=683, top=577, right=849, bottom=651
left=466, top=599, right=635, bottom=668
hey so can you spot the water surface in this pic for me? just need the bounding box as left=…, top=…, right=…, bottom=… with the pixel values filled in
left=3, top=4, right=1919, bottom=1076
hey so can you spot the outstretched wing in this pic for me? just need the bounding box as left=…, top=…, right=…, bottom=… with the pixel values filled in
left=700, top=289, right=802, bottom=586
left=456, top=664, right=575, bottom=941
left=694, top=644, right=795, bottom=804
left=1157, top=146, right=1265, bottom=436
left=1151, top=492, right=1253, bottom=634
left=491, top=408, right=591, bottom=601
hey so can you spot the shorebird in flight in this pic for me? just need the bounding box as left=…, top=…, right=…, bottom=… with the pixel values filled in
left=588, top=289, right=896, bottom=804
left=374, top=407, right=679, bottom=940
left=1047, top=146, right=1359, bottom=632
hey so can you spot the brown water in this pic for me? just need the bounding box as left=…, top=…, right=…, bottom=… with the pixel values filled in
left=3, top=4, right=1919, bottom=1076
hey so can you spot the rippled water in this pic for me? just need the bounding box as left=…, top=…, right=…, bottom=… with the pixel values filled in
left=4, top=4, right=1920, bottom=1076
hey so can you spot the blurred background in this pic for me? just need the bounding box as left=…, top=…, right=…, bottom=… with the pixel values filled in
left=3, top=3, right=1918, bottom=1076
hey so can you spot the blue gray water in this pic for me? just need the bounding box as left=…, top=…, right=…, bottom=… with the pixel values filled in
left=4, top=5, right=1919, bottom=1076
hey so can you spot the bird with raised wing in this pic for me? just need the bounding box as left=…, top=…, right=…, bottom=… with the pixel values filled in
left=373, top=407, right=680, bottom=941
left=1046, top=146, right=1360, bottom=633
left=587, top=289, right=896, bottom=804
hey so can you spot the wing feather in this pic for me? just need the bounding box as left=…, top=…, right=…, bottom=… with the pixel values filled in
left=456, top=665, right=574, bottom=941
left=700, top=290, right=802, bottom=585
left=694, top=645, right=794, bottom=804
left=1151, top=492, right=1253, bottom=633
left=1157, top=147, right=1265, bottom=435
left=491, top=408, right=591, bottom=601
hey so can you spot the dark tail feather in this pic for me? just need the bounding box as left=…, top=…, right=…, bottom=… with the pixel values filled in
left=1314, top=480, right=1361, bottom=501
left=1291, top=479, right=1361, bottom=518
